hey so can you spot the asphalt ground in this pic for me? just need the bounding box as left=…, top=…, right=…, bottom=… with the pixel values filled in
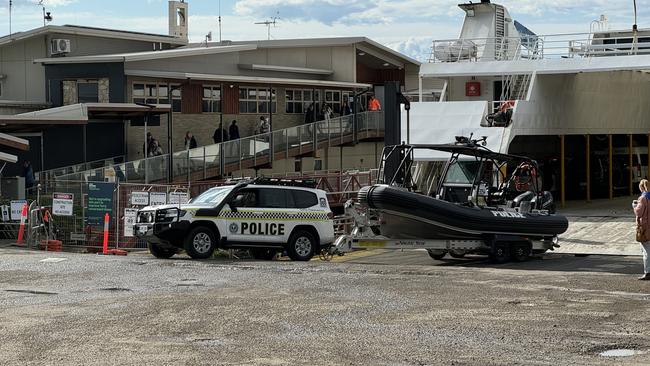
left=1, top=247, right=650, bottom=366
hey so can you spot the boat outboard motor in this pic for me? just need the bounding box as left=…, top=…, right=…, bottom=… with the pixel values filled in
left=531, top=191, right=556, bottom=214
left=511, top=191, right=535, bottom=213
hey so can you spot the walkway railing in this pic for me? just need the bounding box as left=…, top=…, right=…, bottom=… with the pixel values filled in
left=55, top=111, right=384, bottom=184
left=429, top=33, right=650, bottom=63
left=35, top=155, right=125, bottom=183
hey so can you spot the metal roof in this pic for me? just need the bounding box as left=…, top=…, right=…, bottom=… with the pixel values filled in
left=32, top=36, right=419, bottom=68
left=207, top=37, right=421, bottom=66
left=125, top=70, right=373, bottom=89
left=0, top=103, right=171, bottom=129
left=0, top=24, right=187, bottom=48
left=34, top=44, right=258, bottom=64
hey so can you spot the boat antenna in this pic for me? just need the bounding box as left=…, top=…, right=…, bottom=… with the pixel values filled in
left=633, top=0, right=638, bottom=53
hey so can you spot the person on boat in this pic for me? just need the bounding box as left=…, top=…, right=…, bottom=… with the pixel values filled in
left=633, top=179, right=650, bottom=280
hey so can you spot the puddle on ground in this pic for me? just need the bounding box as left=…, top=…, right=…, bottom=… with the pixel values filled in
left=39, top=258, right=67, bottom=263
left=5, top=289, right=57, bottom=295
left=100, top=287, right=131, bottom=292
left=600, top=349, right=646, bottom=357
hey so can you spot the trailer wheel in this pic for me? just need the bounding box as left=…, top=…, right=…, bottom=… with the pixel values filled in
left=449, top=250, right=466, bottom=259
left=511, top=242, right=532, bottom=262
left=427, top=249, right=447, bottom=260
left=489, top=243, right=510, bottom=264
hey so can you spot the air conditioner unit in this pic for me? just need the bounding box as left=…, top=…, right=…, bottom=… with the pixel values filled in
left=51, top=39, right=71, bottom=54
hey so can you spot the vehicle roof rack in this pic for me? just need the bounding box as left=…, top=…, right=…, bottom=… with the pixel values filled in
left=251, top=177, right=317, bottom=188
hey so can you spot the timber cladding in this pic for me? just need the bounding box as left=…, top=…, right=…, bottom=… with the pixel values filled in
left=181, top=84, right=202, bottom=114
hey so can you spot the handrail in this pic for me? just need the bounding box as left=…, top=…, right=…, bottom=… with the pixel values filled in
left=429, top=32, right=650, bottom=63
left=54, top=111, right=384, bottom=184
left=35, top=155, right=125, bottom=182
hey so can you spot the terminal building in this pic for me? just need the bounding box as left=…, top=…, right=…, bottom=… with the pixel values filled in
left=0, top=0, right=419, bottom=181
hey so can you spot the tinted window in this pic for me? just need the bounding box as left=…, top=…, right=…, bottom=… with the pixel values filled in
left=258, top=188, right=288, bottom=208
left=78, top=83, right=99, bottom=103
left=292, top=190, right=318, bottom=209
left=235, top=189, right=259, bottom=208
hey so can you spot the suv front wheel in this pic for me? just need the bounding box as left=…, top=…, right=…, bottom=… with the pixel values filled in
left=287, top=230, right=317, bottom=261
left=184, top=226, right=218, bottom=259
left=148, top=242, right=177, bottom=259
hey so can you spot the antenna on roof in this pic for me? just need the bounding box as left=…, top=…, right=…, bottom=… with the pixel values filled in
left=203, top=31, right=212, bottom=47
left=218, top=0, right=222, bottom=43
left=8, top=0, right=12, bottom=37
left=254, top=12, right=280, bottom=41
left=38, top=1, right=53, bottom=27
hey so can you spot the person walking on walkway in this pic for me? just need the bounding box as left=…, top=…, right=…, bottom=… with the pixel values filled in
left=634, top=179, right=650, bottom=280
left=229, top=120, right=240, bottom=140
left=368, top=95, right=382, bottom=111
left=184, top=131, right=198, bottom=150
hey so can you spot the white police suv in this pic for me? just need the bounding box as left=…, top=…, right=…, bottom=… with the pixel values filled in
left=134, top=178, right=335, bottom=261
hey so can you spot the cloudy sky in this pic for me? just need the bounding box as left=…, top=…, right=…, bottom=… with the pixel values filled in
left=1, top=0, right=648, bottom=60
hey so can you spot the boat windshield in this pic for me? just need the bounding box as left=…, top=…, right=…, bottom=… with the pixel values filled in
left=444, top=160, right=481, bottom=184
left=190, top=186, right=233, bottom=205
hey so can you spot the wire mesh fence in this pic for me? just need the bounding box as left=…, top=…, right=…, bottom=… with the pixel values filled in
left=22, top=181, right=190, bottom=252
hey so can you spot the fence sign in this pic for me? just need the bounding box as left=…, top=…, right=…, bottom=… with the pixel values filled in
left=10, top=200, right=27, bottom=221
left=123, top=208, right=138, bottom=237
left=52, top=193, right=74, bottom=216
left=169, top=192, right=190, bottom=205
left=70, top=233, right=86, bottom=241
left=86, top=182, right=114, bottom=227
left=131, top=191, right=150, bottom=206
left=149, top=192, right=167, bottom=206
left=1, top=205, right=9, bottom=222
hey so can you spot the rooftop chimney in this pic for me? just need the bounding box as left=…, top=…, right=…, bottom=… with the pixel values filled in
left=169, top=0, right=188, bottom=40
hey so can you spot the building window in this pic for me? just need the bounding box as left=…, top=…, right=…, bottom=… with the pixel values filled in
left=325, top=90, right=341, bottom=114
left=77, top=81, right=99, bottom=103
left=132, top=82, right=181, bottom=112
left=239, top=86, right=276, bottom=114
left=285, top=89, right=314, bottom=114
left=202, top=85, right=221, bottom=113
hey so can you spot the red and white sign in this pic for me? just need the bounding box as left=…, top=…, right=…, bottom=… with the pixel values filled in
left=53, top=193, right=74, bottom=216
left=465, top=81, right=481, bottom=97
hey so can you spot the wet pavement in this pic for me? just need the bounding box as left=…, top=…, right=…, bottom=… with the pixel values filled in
left=1, top=246, right=650, bottom=365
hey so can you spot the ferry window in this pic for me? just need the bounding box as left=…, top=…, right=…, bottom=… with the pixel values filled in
left=202, top=85, right=221, bottom=113
left=132, top=82, right=181, bottom=112
left=239, top=87, right=276, bottom=114
left=444, top=160, right=481, bottom=185
left=292, top=190, right=318, bottom=209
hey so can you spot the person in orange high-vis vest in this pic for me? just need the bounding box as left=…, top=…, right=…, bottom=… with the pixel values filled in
left=368, top=96, right=382, bottom=111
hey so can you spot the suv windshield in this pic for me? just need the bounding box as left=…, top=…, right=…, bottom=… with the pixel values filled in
left=190, top=186, right=232, bottom=205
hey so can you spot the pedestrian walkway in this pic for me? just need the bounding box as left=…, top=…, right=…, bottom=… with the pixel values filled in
left=556, top=197, right=641, bottom=256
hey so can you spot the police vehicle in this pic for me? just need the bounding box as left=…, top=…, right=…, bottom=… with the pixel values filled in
left=134, top=178, right=335, bottom=261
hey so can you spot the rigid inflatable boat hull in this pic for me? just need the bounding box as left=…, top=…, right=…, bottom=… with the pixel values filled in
left=359, top=185, right=569, bottom=240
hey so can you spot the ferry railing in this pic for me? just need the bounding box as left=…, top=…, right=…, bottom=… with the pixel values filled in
left=429, top=33, right=650, bottom=62
left=54, top=111, right=383, bottom=184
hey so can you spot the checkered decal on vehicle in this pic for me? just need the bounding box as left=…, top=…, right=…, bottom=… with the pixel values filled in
left=217, top=211, right=329, bottom=221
